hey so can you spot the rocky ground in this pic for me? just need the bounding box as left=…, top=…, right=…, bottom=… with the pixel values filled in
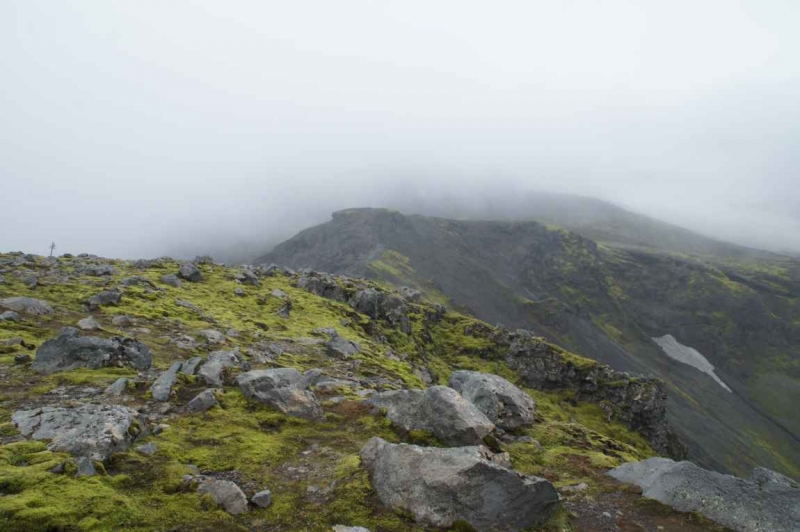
left=0, top=251, right=766, bottom=531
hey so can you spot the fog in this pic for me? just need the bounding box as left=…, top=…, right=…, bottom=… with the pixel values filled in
left=2, top=1, right=799, bottom=260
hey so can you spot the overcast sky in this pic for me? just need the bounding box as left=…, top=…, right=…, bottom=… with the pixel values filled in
left=2, top=1, right=799, bottom=259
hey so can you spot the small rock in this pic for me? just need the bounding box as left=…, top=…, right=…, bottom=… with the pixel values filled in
left=271, top=289, right=288, bottom=299
left=178, top=263, right=203, bottom=283
left=198, top=349, right=242, bottom=387
left=112, top=315, right=135, bottom=328
left=561, top=482, right=589, bottom=493
left=181, top=357, right=202, bottom=375
left=86, top=290, right=122, bottom=311
left=135, top=442, right=158, bottom=455
left=251, top=489, right=272, bottom=508
left=48, top=462, right=66, bottom=474
left=186, top=389, right=218, bottom=413
left=0, top=297, right=53, bottom=315
left=77, top=316, right=101, bottom=331
left=197, top=479, right=248, bottom=515
left=234, top=287, right=246, bottom=297
left=325, top=334, right=361, bottom=359
left=14, top=354, right=32, bottom=365
left=104, top=377, right=129, bottom=396
left=0, top=310, right=21, bottom=322
left=161, top=274, right=182, bottom=288
left=332, top=526, right=371, bottom=532
left=198, top=329, right=226, bottom=345
left=150, top=361, right=183, bottom=402
left=75, top=456, right=96, bottom=477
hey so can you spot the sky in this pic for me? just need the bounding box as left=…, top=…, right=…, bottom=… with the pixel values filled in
left=1, top=1, right=799, bottom=259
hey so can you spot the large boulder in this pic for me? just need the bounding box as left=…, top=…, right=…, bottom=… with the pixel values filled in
left=12, top=404, right=147, bottom=461
left=360, top=437, right=559, bottom=531
left=296, top=272, right=348, bottom=302
left=367, top=386, right=494, bottom=445
left=197, top=349, right=243, bottom=387
left=607, top=457, right=800, bottom=532
left=31, top=327, right=152, bottom=374
left=449, top=371, right=536, bottom=430
left=325, top=333, right=360, bottom=359
left=235, top=368, right=325, bottom=421
left=0, top=296, right=53, bottom=316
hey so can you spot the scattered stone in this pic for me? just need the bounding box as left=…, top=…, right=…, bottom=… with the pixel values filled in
left=360, top=437, right=559, bottom=530
left=111, top=315, right=135, bottom=328
left=77, top=316, right=101, bottom=331
left=197, top=329, right=226, bottom=345
left=14, top=354, right=32, bottom=365
left=234, top=287, right=245, bottom=297
left=271, top=289, right=288, bottom=299
left=251, top=489, right=272, bottom=508
left=31, top=327, right=152, bottom=374
left=135, top=442, right=158, bottom=455
left=75, top=456, right=97, bottom=477
left=104, top=377, right=129, bottom=396
left=0, top=296, right=53, bottom=315
left=76, top=264, right=118, bottom=276
left=150, top=361, right=183, bottom=402
left=198, top=349, right=242, bottom=387
left=186, top=389, right=218, bottom=413
left=160, top=274, right=182, bottom=288
left=367, top=386, right=494, bottom=446
left=560, top=482, right=589, bottom=493
left=86, top=290, right=122, bottom=311
left=236, top=368, right=325, bottom=421
left=181, top=356, right=202, bottom=375
left=12, top=403, right=147, bottom=460
left=48, top=462, right=66, bottom=475
left=174, top=334, right=200, bottom=350
left=236, top=268, right=260, bottom=286
left=178, top=263, right=203, bottom=283
left=0, top=310, right=21, bottom=321
left=607, top=457, right=800, bottom=532
left=325, top=333, right=361, bottom=359
left=197, top=479, right=248, bottom=515
left=332, top=527, right=371, bottom=532
left=449, top=370, right=536, bottom=430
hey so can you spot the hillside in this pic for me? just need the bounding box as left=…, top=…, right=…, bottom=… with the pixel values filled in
left=0, top=251, right=746, bottom=531
left=260, top=208, right=800, bottom=479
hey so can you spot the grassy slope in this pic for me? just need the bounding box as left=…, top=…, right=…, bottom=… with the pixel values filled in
left=0, top=253, right=714, bottom=531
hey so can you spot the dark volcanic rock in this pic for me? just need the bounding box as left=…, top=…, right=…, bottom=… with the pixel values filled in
left=31, top=327, right=152, bottom=374
left=360, top=437, right=559, bottom=531
left=608, top=457, right=800, bottom=532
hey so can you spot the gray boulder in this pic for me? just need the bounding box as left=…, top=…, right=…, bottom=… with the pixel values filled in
left=86, top=290, right=121, bottom=311
left=77, top=316, right=101, bottom=331
left=0, top=296, right=53, bottom=315
left=75, top=456, right=97, bottom=477
left=12, top=403, right=147, bottom=460
left=197, top=479, right=248, bottom=515
left=235, top=368, right=325, bottom=421
left=160, top=274, right=182, bottom=288
left=150, top=361, right=183, bottom=402
left=360, top=437, right=559, bottom=531
left=31, top=327, right=152, bottom=374
left=197, top=349, right=242, bottom=387
left=111, top=314, right=134, bottom=328
left=76, top=264, right=118, bottom=276
left=449, top=371, right=536, bottom=430
left=178, top=263, right=202, bottom=282
left=181, top=356, right=202, bottom=375
left=607, top=457, right=800, bottom=532
left=236, top=268, right=260, bottom=286
left=367, top=386, right=494, bottom=445
left=197, top=329, right=226, bottom=345
left=186, top=389, right=218, bottom=413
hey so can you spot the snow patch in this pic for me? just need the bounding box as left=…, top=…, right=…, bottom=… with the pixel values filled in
left=652, top=334, right=731, bottom=392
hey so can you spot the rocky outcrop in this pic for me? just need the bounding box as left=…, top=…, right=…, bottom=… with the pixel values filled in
left=12, top=404, right=147, bottom=460
left=349, top=289, right=410, bottom=332
left=367, top=386, right=494, bottom=445
left=449, top=370, right=536, bottom=430
left=235, top=368, right=325, bottom=421
left=607, top=457, right=800, bottom=532
left=360, top=437, right=559, bottom=531
left=31, top=327, right=152, bottom=374
left=500, top=331, right=685, bottom=458
left=0, top=296, right=53, bottom=315
left=296, top=271, right=349, bottom=302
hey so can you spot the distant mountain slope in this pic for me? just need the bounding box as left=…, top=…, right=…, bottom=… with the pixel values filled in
left=259, top=208, right=800, bottom=478
left=405, top=191, right=778, bottom=259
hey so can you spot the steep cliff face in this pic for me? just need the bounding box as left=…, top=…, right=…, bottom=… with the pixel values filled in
left=260, top=208, right=800, bottom=478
